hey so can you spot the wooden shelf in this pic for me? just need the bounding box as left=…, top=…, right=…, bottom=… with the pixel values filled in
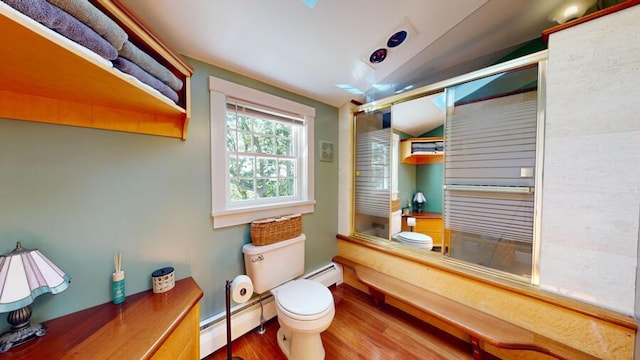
left=0, top=1, right=193, bottom=139
left=400, top=137, right=443, bottom=164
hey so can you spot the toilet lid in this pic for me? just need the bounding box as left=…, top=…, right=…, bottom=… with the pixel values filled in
left=396, top=231, right=432, bottom=243
left=276, top=279, right=333, bottom=317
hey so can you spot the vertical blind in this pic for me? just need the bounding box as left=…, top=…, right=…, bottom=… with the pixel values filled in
left=445, top=91, right=538, bottom=244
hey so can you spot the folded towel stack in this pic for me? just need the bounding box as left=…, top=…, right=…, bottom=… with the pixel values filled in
left=3, top=0, right=185, bottom=104
left=119, top=41, right=184, bottom=92
left=3, top=0, right=118, bottom=60
left=47, top=0, right=128, bottom=51
left=412, top=141, right=443, bottom=153
left=113, top=57, right=179, bottom=103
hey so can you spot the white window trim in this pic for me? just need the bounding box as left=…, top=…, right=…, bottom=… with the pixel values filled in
left=209, top=76, right=315, bottom=228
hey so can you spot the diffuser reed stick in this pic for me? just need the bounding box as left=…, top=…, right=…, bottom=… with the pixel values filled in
left=113, top=252, right=123, bottom=274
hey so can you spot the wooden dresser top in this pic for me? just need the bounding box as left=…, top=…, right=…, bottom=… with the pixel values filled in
left=3, top=277, right=202, bottom=359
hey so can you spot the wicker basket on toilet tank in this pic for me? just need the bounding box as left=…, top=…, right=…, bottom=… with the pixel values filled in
left=250, top=214, right=302, bottom=246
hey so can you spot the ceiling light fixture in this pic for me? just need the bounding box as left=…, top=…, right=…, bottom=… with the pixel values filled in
left=387, top=30, right=408, bottom=48
left=548, top=0, right=596, bottom=24
left=369, top=48, right=388, bottom=64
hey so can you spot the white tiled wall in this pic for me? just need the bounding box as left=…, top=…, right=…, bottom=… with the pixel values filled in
left=541, top=5, right=640, bottom=314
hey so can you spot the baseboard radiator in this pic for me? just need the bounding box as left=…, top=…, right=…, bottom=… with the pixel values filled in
left=199, top=262, right=344, bottom=358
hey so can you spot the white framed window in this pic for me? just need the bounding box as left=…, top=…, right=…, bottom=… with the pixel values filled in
left=209, top=77, right=315, bottom=228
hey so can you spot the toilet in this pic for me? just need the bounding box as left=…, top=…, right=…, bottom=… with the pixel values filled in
left=391, top=211, right=433, bottom=250
left=243, top=234, right=335, bottom=360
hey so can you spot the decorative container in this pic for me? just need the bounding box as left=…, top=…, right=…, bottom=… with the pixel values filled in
left=112, top=271, right=125, bottom=304
left=250, top=214, right=302, bottom=246
left=152, top=267, right=175, bottom=293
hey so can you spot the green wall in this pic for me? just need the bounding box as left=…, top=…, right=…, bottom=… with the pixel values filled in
left=0, top=57, right=339, bottom=331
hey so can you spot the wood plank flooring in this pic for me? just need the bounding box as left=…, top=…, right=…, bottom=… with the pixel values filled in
left=205, top=284, right=498, bottom=360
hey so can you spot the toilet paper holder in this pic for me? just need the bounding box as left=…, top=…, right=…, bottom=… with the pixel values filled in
left=407, top=217, right=416, bottom=231
left=225, top=275, right=253, bottom=360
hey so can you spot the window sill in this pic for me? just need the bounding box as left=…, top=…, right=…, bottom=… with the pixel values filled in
left=211, top=200, right=315, bottom=229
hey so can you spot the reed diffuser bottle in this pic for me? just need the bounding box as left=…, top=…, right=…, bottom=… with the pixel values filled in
left=112, top=252, right=125, bottom=304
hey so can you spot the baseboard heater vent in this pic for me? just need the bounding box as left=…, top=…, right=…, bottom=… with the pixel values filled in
left=199, top=262, right=343, bottom=358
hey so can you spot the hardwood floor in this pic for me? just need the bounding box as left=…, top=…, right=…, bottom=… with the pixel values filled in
left=205, top=284, right=498, bottom=360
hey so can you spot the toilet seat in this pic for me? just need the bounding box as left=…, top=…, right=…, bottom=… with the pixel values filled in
left=394, top=231, right=433, bottom=249
left=274, top=279, right=333, bottom=321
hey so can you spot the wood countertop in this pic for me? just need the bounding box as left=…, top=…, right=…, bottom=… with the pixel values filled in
left=3, top=277, right=203, bottom=359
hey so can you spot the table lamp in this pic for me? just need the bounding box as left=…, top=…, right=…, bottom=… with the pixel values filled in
left=413, top=191, right=427, bottom=212
left=0, top=242, right=71, bottom=352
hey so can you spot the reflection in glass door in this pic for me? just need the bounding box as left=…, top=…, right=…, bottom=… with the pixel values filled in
left=353, top=108, right=392, bottom=240
left=443, top=65, right=541, bottom=279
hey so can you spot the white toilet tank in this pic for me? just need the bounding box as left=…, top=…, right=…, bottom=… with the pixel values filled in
left=242, top=234, right=306, bottom=294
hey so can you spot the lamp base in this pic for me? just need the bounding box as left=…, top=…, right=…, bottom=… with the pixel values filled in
left=0, top=322, right=47, bottom=353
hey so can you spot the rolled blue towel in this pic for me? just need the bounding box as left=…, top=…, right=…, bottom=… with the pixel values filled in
left=113, top=56, right=179, bottom=104
left=47, top=0, right=128, bottom=51
left=2, top=0, right=118, bottom=60
left=120, top=41, right=184, bottom=91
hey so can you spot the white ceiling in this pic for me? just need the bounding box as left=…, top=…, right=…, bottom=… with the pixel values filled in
left=122, top=0, right=563, bottom=109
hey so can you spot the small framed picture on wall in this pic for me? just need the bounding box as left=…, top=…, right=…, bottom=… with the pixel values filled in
left=319, top=140, right=334, bottom=162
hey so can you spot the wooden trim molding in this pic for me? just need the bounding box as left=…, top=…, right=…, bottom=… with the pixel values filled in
left=542, top=0, right=640, bottom=42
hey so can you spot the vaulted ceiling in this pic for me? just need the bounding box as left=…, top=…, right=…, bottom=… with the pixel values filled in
left=122, top=0, right=564, bottom=108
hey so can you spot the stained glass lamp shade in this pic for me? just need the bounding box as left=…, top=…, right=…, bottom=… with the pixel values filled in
left=0, top=242, right=71, bottom=352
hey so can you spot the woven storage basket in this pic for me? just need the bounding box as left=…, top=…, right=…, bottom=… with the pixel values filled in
left=250, top=214, right=302, bottom=246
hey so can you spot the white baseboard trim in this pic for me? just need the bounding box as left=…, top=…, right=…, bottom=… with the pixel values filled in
left=199, top=262, right=343, bottom=359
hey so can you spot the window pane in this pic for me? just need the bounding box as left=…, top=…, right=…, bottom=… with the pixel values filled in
left=275, top=122, right=292, bottom=137
left=279, top=159, right=296, bottom=177
left=276, top=137, right=293, bottom=156
left=224, top=97, right=304, bottom=208
left=257, top=158, right=277, bottom=178
left=279, top=178, right=296, bottom=197
left=228, top=156, right=238, bottom=174
left=238, top=132, right=254, bottom=153
left=256, top=179, right=278, bottom=198
left=254, top=118, right=274, bottom=135
left=255, top=135, right=275, bottom=154
left=237, top=116, right=251, bottom=131
left=226, top=130, right=237, bottom=152
left=238, top=156, right=254, bottom=177
left=226, top=112, right=237, bottom=130
left=230, top=178, right=255, bottom=201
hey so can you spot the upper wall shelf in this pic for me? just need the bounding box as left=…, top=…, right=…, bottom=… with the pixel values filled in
left=0, top=0, right=193, bottom=139
left=400, top=137, right=444, bottom=164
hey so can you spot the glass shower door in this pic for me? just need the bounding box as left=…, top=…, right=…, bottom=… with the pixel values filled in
left=353, top=108, right=392, bottom=240
left=443, top=65, right=541, bottom=278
